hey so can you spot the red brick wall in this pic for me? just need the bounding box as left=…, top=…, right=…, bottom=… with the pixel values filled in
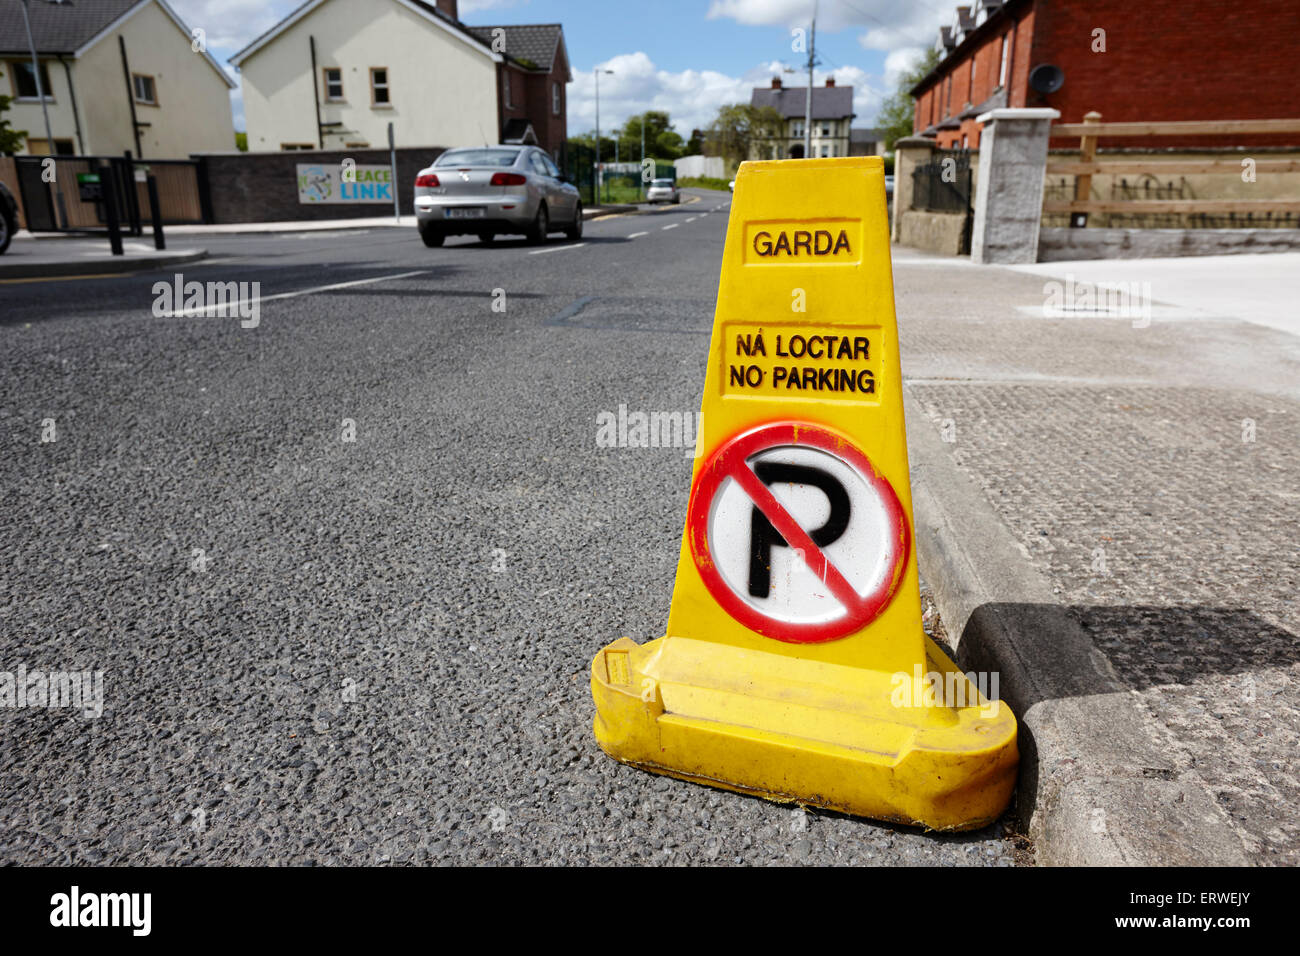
left=912, top=0, right=1299, bottom=149
left=1029, top=0, right=1300, bottom=147
left=912, top=4, right=1034, bottom=148
left=495, top=50, right=569, bottom=162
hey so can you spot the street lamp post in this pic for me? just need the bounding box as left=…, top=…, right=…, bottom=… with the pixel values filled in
left=18, top=0, right=62, bottom=226
left=594, top=68, right=613, bottom=204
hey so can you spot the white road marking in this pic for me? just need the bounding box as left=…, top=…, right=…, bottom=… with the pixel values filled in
left=528, top=242, right=587, bottom=255
left=165, top=270, right=430, bottom=317
left=685, top=217, right=697, bottom=222
left=662, top=224, right=679, bottom=231
left=628, top=231, right=649, bottom=238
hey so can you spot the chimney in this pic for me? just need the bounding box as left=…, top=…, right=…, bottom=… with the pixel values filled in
left=437, top=0, right=458, bottom=20
left=825, top=77, right=836, bottom=87
left=771, top=77, right=782, bottom=89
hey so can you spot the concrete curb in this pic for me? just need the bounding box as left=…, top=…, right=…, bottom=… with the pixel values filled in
left=0, top=249, right=208, bottom=280
left=902, top=386, right=1251, bottom=865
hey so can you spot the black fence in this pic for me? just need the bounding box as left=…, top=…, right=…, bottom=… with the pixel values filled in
left=911, top=149, right=973, bottom=214
left=565, top=141, right=598, bottom=206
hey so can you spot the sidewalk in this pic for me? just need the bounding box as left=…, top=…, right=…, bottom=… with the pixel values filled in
left=894, top=246, right=1300, bottom=865
left=0, top=235, right=207, bottom=280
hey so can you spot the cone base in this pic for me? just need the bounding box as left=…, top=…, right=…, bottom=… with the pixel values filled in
left=590, top=633, right=1018, bottom=831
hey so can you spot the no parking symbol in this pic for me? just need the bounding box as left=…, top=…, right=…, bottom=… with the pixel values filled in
left=687, top=422, right=909, bottom=644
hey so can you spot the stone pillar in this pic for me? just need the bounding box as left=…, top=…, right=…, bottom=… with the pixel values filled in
left=890, top=136, right=936, bottom=243
left=969, top=108, right=1059, bottom=264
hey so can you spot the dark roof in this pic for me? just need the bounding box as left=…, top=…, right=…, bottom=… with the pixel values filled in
left=0, top=0, right=139, bottom=55
left=912, top=0, right=1027, bottom=97
left=466, top=24, right=564, bottom=71
left=750, top=85, right=854, bottom=120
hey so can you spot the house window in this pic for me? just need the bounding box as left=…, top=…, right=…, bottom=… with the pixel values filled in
left=132, top=73, right=157, bottom=106
left=323, top=67, right=344, bottom=101
left=968, top=57, right=975, bottom=101
left=791, top=120, right=804, bottom=138
left=552, top=81, right=561, bottom=115
left=370, top=67, right=390, bottom=106
left=504, top=73, right=514, bottom=109
left=998, top=34, right=1010, bottom=87
left=820, top=145, right=829, bottom=157
left=9, top=60, right=53, bottom=101
left=25, top=137, right=75, bottom=156
left=820, top=123, right=830, bottom=136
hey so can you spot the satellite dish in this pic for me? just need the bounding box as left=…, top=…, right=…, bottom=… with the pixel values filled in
left=1029, top=64, right=1065, bottom=94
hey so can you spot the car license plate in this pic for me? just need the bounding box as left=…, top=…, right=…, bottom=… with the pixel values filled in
left=446, top=207, right=486, bottom=219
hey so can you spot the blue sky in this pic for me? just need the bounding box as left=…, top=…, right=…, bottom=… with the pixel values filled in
left=170, top=0, right=954, bottom=136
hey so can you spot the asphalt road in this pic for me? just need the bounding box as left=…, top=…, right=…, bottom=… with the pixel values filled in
left=0, top=189, right=1025, bottom=865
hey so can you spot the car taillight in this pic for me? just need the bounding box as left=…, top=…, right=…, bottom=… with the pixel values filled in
left=415, top=173, right=439, bottom=187
left=490, top=172, right=527, bottom=186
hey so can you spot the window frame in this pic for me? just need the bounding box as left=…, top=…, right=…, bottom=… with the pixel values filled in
left=369, top=67, right=391, bottom=108
left=998, top=34, right=1010, bottom=87
left=322, top=67, right=344, bottom=102
left=552, top=81, right=561, bottom=115
left=280, top=143, right=316, bottom=151
left=25, top=137, right=75, bottom=156
left=8, top=59, right=55, bottom=102
left=132, top=72, right=158, bottom=107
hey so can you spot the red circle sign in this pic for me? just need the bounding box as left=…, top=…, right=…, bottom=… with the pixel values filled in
left=686, top=422, right=909, bottom=644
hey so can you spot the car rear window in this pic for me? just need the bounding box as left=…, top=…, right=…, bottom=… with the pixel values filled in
left=435, top=149, right=520, bottom=167
left=652, top=179, right=674, bottom=186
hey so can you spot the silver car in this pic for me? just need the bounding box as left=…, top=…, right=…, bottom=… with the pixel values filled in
left=646, top=178, right=680, bottom=204
left=413, top=146, right=582, bottom=247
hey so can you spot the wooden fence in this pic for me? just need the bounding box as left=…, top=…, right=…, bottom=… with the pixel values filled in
left=1044, top=113, right=1300, bottom=224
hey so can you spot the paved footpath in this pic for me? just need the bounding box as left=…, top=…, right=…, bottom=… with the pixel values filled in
left=894, top=248, right=1300, bottom=864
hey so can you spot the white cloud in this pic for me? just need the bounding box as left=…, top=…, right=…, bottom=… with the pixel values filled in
left=707, top=0, right=948, bottom=52
left=883, top=47, right=928, bottom=88
left=567, top=53, right=895, bottom=140
left=459, top=0, right=532, bottom=12
left=168, top=0, right=295, bottom=55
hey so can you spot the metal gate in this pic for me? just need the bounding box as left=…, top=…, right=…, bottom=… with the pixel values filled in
left=910, top=148, right=974, bottom=253
left=12, top=155, right=204, bottom=233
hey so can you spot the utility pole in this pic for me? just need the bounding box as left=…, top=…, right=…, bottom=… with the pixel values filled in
left=640, top=113, right=645, bottom=200
left=594, top=68, right=613, bottom=203
left=804, top=4, right=817, bottom=159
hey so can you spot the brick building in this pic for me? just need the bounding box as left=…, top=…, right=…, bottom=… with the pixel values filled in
left=912, top=0, right=1300, bottom=150
left=465, top=23, right=570, bottom=158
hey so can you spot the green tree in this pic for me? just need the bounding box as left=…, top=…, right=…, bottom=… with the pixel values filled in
left=685, top=128, right=705, bottom=155
left=235, top=131, right=248, bottom=152
left=878, top=48, right=940, bottom=150
left=0, top=92, right=29, bottom=155
left=703, top=104, right=784, bottom=167
left=617, top=111, right=685, bottom=162
left=569, top=131, right=617, bottom=160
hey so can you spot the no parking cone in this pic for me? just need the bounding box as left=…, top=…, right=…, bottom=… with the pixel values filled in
left=590, top=157, right=1017, bottom=830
